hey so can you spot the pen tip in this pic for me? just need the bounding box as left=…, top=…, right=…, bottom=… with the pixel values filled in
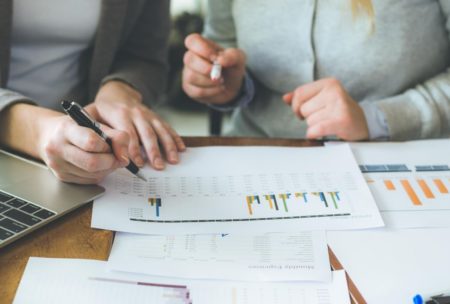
left=136, top=173, right=147, bottom=182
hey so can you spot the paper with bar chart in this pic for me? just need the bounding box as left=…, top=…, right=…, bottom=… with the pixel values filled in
left=107, top=231, right=330, bottom=282
left=339, top=139, right=450, bottom=228
left=92, top=144, right=383, bottom=234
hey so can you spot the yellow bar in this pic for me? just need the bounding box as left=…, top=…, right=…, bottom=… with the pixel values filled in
left=434, top=179, right=449, bottom=194
left=265, top=195, right=273, bottom=209
left=401, top=180, right=422, bottom=206
left=384, top=180, right=395, bottom=190
left=246, top=196, right=253, bottom=215
left=366, top=178, right=375, bottom=184
left=417, top=179, right=435, bottom=199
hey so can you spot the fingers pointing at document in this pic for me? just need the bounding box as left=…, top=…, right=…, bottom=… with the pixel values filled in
left=183, top=33, right=246, bottom=105
left=91, top=81, right=186, bottom=171
left=283, top=78, right=370, bottom=141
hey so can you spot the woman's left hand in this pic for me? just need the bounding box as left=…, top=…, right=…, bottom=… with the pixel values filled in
left=283, top=78, right=369, bottom=141
left=88, top=80, right=186, bottom=170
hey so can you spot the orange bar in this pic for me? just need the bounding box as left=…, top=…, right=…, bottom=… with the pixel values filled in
left=384, top=180, right=395, bottom=190
left=434, top=179, right=449, bottom=194
left=401, top=180, right=422, bottom=206
left=417, top=179, right=435, bottom=199
left=366, top=178, right=375, bottom=184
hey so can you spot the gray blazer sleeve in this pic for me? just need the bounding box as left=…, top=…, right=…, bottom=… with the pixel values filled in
left=0, top=88, right=35, bottom=113
left=102, top=0, right=171, bottom=106
left=376, top=0, right=450, bottom=140
left=203, top=0, right=237, bottom=49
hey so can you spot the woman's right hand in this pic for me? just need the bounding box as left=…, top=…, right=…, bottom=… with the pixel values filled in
left=38, top=114, right=130, bottom=184
left=182, top=33, right=247, bottom=105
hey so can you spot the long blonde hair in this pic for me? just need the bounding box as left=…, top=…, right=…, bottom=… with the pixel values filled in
left=351, top=0, right=375, bottom=32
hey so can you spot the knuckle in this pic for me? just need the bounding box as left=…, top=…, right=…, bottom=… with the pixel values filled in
left=149, top=146, right=160, bottom=157
left=47, top=159, right=59, bottom=171
left=326, top=77, right=340, bottom=87
left=52, top=171, right=66, bottom=182
left=184, top=33, right=199, bottom=47
left=183, top=51, right=192, bottom=66
left=118, top=130, right=130, bottom=143
left=185, top=70, right=196, bottom=84
left=83, top=156, right=99, bottom=172
left=43, top=141, right=59, bottom=157
left=83, top=134, right=99, bottom=151
left=193, top=87, right=205, bottom=97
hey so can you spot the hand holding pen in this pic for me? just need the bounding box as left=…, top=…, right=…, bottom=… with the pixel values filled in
left=61, top=101, right=147, bottom=181
left=182, top=33, right=247, bottom=105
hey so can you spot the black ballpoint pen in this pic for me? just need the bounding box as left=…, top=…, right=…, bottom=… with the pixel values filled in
left=61, top=100, right=147, bottom=181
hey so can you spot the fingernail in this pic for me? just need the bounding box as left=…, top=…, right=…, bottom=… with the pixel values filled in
left=154, top=157, right=165, bottom=169
left=120, top=155, right=130, bottom=166
left=169, top=152, right=178, bottom=163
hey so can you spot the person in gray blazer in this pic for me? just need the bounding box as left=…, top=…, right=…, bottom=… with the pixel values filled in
left=0, top=0, right=185, bottom=184
left=183, top=0, right=450, bottom=141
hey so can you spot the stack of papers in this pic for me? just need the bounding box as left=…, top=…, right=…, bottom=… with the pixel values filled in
left=15, top=140, right=450, bottom=302
left=14, top=258, right=351, bottom=304
left=16, top=144, right=372, bottom=303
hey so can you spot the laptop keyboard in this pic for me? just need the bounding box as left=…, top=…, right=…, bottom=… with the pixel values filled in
left=0, top=190, right=56, bottom=244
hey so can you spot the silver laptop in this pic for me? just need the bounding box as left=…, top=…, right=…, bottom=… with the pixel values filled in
left=0, top=150, right=105, bottom=248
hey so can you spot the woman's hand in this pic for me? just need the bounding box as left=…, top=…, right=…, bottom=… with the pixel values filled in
left=91, top=80, right=185, bottom=170
left=38, top=114, right=130, bottom=184
left=182, top=33, right=246, bottom=105
left=283, top=78, right=369, bottom=140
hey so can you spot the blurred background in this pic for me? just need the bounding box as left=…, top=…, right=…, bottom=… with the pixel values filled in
left=156, top=0, right=230, bottom=137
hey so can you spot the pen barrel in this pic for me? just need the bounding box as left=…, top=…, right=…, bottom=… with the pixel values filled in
left=125, top=161, right=139, bottom=174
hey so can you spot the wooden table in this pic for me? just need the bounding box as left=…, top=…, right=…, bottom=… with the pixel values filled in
left=0, top=137, right=364, bottom=303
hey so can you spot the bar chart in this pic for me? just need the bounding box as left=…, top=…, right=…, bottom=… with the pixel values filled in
left=148, top=198, right=162, bottom=217
left=114, top=169, right=355, bottom=222
left=246, top=192, right=342, bottom=216
left=93, top=145, right=383, bottom=234
left=362, top=163, right=450, bottom=211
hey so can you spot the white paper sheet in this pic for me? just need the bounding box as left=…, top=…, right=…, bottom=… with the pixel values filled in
left=92, top=145, right=383, bottom=234
left=327, top=139, right=450, bottom=228
left=14, top=258, right=350, bottom=304
left=328, top=228, right=450, bottom=304
left=13, top=258, right=192, bottom=304
left=108, top=231, right=331, bottom=282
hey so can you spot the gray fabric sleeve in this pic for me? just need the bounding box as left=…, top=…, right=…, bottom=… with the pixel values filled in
left=360, top=101, right=389, bottom=140
left=208, top=72, right=255, bottom=112
left=203, top=0, right=237, bottom=49
left=374, top=1, right=450, bottom=140
left=102, top=0, right=171, bottom=107
left=0, top=88, right=36, bottom=113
